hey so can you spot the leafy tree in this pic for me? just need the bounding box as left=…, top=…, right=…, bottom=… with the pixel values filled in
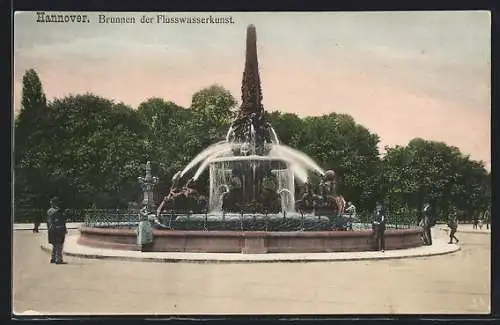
left=136, top=97, right=197, bottom=197
left=44, top=94, right=149, bottom=208
left=13, top=74, right=491, bottom=224
left=299, top=113, right=381, bottom=213
left=189, top=84, right=237, bottom=146
left=382, top=138, right=491, bottom=222
left=265, top=111, right=305, bottom=147
left=176, top=85, right=237, bottom=192
left=450, top=156, right=490, bottom=219
left=14, top=69, right=51, bottom=210
left=190, top=84, right=237, bottom=123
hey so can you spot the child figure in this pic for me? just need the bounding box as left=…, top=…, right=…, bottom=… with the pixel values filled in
left=344, top=201, right=356, bottom=231
left=136, top=206, right=154, bottom=252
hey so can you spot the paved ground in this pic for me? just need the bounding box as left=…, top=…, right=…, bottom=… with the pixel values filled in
left=12, top=226, right=490, bottom=315
left=14, top=223, right=83, bottom=231
left=437, top=223, right=491, bottom=234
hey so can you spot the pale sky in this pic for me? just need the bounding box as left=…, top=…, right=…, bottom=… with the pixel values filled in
left=13, top=11, right=491, bottom=169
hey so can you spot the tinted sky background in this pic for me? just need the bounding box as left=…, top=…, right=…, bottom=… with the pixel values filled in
left=14, top=11, right=491, bottom=169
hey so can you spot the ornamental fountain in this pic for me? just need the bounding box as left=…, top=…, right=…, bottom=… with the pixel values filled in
left=155, top=24, right=336, bottom=219
left=78, top=25, right=424, bottom=253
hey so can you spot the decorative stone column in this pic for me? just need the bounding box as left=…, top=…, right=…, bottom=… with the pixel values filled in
left=138, top=161, right=159, bottom=211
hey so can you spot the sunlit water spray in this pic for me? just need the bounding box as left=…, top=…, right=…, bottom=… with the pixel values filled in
left=181, top=142, right=233, bottom=178
left=269, top=144, right=325, bottom=176
left=177, top=137, right=325, bottom=213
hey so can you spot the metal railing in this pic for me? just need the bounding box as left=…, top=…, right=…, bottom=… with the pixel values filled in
left=83, top=210, right=139, bottom=229
left=15, top=208, right=420, bottom=231
left=14, top=208, right=87, bottom=223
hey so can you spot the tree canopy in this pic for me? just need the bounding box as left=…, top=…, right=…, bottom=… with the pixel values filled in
left=14, top=69, right=491, bottom=223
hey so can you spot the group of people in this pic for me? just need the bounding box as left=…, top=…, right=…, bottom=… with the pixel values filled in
left=415, top=203, right=462, bottom=245
left=420, top=203, right=435, bottom=245
left=370, top=202, right=461, bottom=252
left=472, top=209, right=490, bottom=230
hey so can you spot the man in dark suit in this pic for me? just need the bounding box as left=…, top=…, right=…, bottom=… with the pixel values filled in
left=372, top=203, right=386, bottom=252
left=485, top=206, right=490, bottom=230
left=46, top=197, right=67, bottom=264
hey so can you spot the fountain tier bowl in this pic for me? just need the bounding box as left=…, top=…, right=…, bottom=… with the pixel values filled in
left=78, top=216, right=424, bottom=253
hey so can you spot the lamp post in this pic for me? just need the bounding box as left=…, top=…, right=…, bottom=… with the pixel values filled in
left=138, top=161, right=159, bottom=211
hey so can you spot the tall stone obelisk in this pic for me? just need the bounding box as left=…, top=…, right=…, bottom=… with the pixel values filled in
left=232, top=25, right=271, bottom=203
left=239, top=24, right=264, bottom=119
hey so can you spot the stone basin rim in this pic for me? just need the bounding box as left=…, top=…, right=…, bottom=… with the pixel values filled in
left=79, top=226, right=422, bottom=238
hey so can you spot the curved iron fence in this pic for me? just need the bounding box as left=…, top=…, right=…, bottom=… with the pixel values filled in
left=15, top=208, right=422, bottom=231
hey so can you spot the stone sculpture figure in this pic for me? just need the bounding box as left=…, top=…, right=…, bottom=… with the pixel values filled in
left=294, top=171, right=347, bottom=229
left=295, top=182, right=317, bottom=213
left=319, top=170, right=337, bottom=197
left=157, top=173, right=208, bottom=215
left=137, top=206, right=154, bottom=252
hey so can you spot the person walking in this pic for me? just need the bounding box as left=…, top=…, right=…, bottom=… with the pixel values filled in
left=46, top=197, right=67, bottom=264
left=473, top=214, right=478, bottom=229
left=447, top=212, right=459, bottom=244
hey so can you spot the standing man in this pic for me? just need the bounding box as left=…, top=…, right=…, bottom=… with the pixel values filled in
left=372, top=203, right=386, bottom=252
left=422, top=202, right=433, bottom=246
left=46, top=197, right=67, bottom=264
left=485, top=206, right=490, bottom=230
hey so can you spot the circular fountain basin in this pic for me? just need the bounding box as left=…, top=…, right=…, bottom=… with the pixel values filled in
left=78, top=216, right=424, bottom=253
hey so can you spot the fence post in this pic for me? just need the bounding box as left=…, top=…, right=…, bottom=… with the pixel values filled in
left=265, top=211, right=268, bottom=232
left=169, top=211, right=173, bottom=230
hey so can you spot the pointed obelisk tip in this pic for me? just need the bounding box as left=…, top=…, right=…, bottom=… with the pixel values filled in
left=246, top=24, right=256, bottom=37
